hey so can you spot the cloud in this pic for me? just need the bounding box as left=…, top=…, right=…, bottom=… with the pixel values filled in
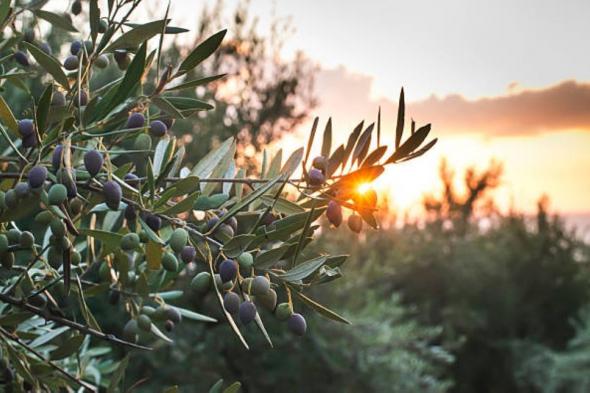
left=315, top=66, right=590, bottom=137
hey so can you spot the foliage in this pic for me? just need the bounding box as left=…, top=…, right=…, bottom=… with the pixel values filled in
left=316, top=162, right=590, bottom=393
left=0, top=0, right=436, bottom=391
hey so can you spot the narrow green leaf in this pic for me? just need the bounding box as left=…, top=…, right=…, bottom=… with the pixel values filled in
left=259, top=195, right=304, bottom=215
left=160, top=191, right=199, bottom=215
left=89, top=0, right=100, bottom=43
left=139, top=218, right=165, bottom=245
left=395, top=87, right=405, bottom=149
left=280, top=256, right=327, bottom=282
left=173, top=306, right=217, bottom=323
left=152, top=96, right=184, bottom=119
left=105, top=20, right=168, bottom=52
left=191, top=137, right=234, bottom=179
left=281, top=147, right=304, bottom=178
left=34, top=10, right=78, bottom=32
left=222, top=234, right=255, bottom=258
left=387, top=124, right=431, bottom=163
left=50, top=334, right=84, bottom=360
left=178, top=29, right=227, bottom=75
left=23, top=42, right=69, bottom=90
left=352, top=123, right=374, bottom=165
left=35, top=84, right=52, bottom=135
left=0, top=95, right=18, bottom=135
left=321, top=117, right=332, bottom=158
left=223, top=382, right=242, bottom=393
left=342, top=121, right=363, bottom=169
left=166, top=74, right=226, bottom=91
left=303, top=117, right=318, bottom=166
left=295, top=291, right=351, bottom=324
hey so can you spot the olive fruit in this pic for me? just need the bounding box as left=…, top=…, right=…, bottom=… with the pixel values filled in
left=164, top=306, right=182, bottom=324
left=50, top=218, right=66, bottom=238
left=287, top=313, right=307, bottom=336
left=161, top=116, right=175, bottom=129
left=71, top=0, right=82, bottom=15
left=51, top=92, right=66, bottom=108
left=73, top=89, right=88, bottom=107
left=63, top=55, right=79, bottom=70
left=180, top=245, right=196, bottom=263
left=308, top=168, right=325, bottom=186
left=121, top=233, right=140, bottom=251
left=14, top=51, right=29, bottom=66
left=83, top=150, right=103, bottom=177
left=219, top=259, right=238, bottom=282
left=169, top=228, right=188, bottom=253
left=4, top=190, right=18, bottom=209
left=161, top=252, right=179, bottom=272
left=206, top=216, right=219, bottom=230
left=215, top=274, right=233, bottom=291
left=275, top=302, right=293, bottom=321
left=124, top=173, right=140, bottom=188
left=312, top=156, right=328, bottom=171
left=108, top=290, right=120, bottom=305
left=326, top=200, right=343, bottom=227
left=191, top=272, right=211, bottom=293
left=114, top=49, right=130, bottom=70
left=124, top=205, right=137, bottom=221
left=239, top=301, right=257, bottom=325
left=98, top=19, right=108, bottom=33
left=52, top=144, right=64, bottom=170
left=258, top=288, right=277, bottom=311
left=94, top=54, right=109, bottom=69
left=0, top=235, right=8, bottom=255
left=214, top=224, right=234, bottom=242
left=126, top=112, right=145, bottom=129
left=137, top=314, right=151, bottom=332
left=122, top=319, right=138, bottom=343
left=48, top=184, right=67, bottom=205
left=28, top=166, right=47, bottom=189
left=47, top=246, right=63, bottom=268
left=164, top=320, right=175, bottom=332
left=145, top=214, right=161, bottom=231
left=70, top=40, right=82, bottom=55
left=22, top=133, right=37, bottom=148
left=223, top=292, right=241, bottom=315
left=14, top=182, right=29, bottom=198
left=237, top=252, right=253, bottom=270
left=149, top=120, right=167, bottom=137
left=69, top=198, right=83, bottom=215
left=70, top=250, right=81, bottom=266
left=18, top=119, right=35, bottom=138
left=19, top=231, right=34, bottom=248
left=348, top=214, right=363, bottom=233
left=252, top=275, right=270, bottom=295
left=39, top=42, right=52, bottom=54
left=35, top=210, right=53, bottom=225
left=103, top=180, right=122, bottom=210
left=6, top=229, right=21, bottom=244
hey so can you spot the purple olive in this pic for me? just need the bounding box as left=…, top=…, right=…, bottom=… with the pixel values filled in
left=70, top=40, right=82, bottom=55
left=223, top=292, right=241, bottom=315
left=28, top=166, right=47, bottom=189
left=124, top=173, right=140, bottom=188
left=126, top=112, right=145, bottom=129
left=52, top=144, right=64, bottom=171
left=63, top=55, right=79, bottom=71
left=145, top=214, right=161, bottom=231
left=13, top=51, right=29, bottom=66
left=326, top=200, right=343, bottom=227
left=308, top=168, right=325, bottom=186
left=149, top=120, right=167, bottom=137
left=287, top=313, right=307, bottom=336
left=17, top=119, right=35, bottom=138
left=238, top=301, right=257, bottom=324
left=103, top=181, right=122, bottom=210
left=180, top=246, right=196, bottom=263
left=348, top=214, right=363, bottom=233
left=83, top=150, right=103, bottom=177
left=219, top=259, right=237, bottom=282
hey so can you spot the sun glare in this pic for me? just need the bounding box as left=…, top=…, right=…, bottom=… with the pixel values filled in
left=356, top=182, right=373, bottom=195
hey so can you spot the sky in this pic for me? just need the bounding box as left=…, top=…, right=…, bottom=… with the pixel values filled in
left=164, top=0, right=590, bottom=219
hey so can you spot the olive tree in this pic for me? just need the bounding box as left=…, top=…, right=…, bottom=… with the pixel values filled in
left=0, top=0, right=436, bottom=391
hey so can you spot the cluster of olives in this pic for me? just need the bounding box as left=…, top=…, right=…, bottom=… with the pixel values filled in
left=0, top=226, right=35, bottom=270
left=123, top=303, right=183, bottom=343
left=190, top=255, right=307, bottom=336
left=308, top=154, right=376, bottom=233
